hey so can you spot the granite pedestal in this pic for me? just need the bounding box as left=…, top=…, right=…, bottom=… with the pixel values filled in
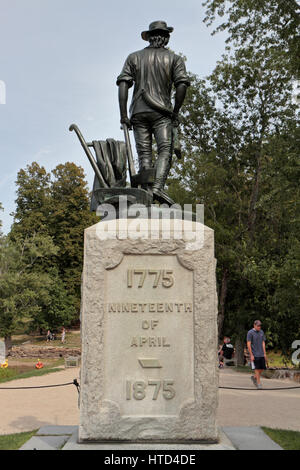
left=79, top=217, right=219, bottom=443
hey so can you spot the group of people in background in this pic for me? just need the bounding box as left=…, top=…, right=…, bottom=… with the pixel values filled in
left=46, top=327, right=66, bottom=344
left=218, top=320, right=268, bottom=389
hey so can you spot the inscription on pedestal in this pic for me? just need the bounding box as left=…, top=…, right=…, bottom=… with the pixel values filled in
left=103, top=254, right=194, bottom=417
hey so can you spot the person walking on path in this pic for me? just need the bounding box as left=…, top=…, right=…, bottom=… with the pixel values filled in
left=247, top=320, right=268, bottom=389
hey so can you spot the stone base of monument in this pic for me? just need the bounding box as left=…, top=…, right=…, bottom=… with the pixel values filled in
left=79, top=217, right=219, bottom=443
left=63, top=428, right=235, bottom=450
left=19, top=426, right=235, bottom=450
left=18, top=426, right=283, bottom=450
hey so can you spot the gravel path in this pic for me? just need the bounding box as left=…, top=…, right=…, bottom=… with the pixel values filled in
left=218, top=368, right=300, bottom=432
left=0, top=367, right=299, bottom=435
left=0, top=368, right=80, bottom=435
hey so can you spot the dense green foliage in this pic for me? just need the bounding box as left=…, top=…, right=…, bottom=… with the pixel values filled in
left=0, top=233, right=59, bottom=351
left=168, top=0, right=300, bottom=360
left=4, top=162, right=97, bottom=338
left=202, top=0, right=300, bottom=76
left=49, top=163, right=98, bottom=309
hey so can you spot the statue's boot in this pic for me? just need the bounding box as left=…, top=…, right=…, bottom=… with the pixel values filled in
left=139, top=156, right=153, bottom=172
left=153, top=158, right=174, bottom=205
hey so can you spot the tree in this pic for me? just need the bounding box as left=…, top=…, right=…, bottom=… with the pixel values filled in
left=168, top=8, right=299, bottom=360
left=249, top=123, right=300, bottom=354
left=169, top=75, right=255, bottom=349
left=10, top=161, right=98, bottom=320
left=0, top=202, right=3, bottom=231
left=49, top=163, right=97, bottom=311
left=198, top=0, right=300, bottom=359
left=0, top=233, right=58, bottom=355
left=10, top=162, right=51, bottom=239
left=28, top=268, right=76, bottom=333
left=202, top=0, right=300, bottom=76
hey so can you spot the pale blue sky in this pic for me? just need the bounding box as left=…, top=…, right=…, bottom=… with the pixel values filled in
left=0, top=0, right=226, bottom=233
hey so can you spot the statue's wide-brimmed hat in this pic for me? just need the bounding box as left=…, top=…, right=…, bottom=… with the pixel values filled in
left=141, top=21, right=174, bottom=41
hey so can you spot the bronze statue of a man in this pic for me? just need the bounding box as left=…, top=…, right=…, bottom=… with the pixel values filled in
left=117, top=21, right=190, bottom=203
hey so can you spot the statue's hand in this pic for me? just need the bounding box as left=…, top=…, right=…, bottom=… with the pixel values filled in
left=121, top=116, right=132, bottom=130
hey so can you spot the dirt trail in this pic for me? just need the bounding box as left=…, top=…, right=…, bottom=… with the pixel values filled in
left=0, top=368, right=79, bottom=435
left=0, top=367, right=299, bottom=435
left=218, top=368, right=300, bottom=432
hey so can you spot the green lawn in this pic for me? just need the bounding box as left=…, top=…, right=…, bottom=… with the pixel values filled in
left=263, top=427, right=300, bottom=450
left=266, top=351, right=294, bottom=368
left=0, top=366, right=63, bottom=384
left=5, top=330, right=82, bottom=349
left=0, top=430, right=37, bottom=450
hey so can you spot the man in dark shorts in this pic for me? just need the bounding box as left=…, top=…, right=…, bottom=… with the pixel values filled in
left=247, top=320, right=268, bottom=389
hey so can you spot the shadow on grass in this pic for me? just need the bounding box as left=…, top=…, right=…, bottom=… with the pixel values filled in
left=0, top=367, right=63, bottom=384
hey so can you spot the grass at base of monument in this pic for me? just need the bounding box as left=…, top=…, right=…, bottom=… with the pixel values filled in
left=0, top=365, right=63, bottom=384
left=262, top=427, right=300, bottom=450
left=0, top=430, right=37, bottom=450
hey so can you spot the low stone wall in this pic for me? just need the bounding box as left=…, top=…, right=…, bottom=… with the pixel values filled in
left=263, top=368, right=300, bottom=382
left=293, top=372, right=300, bottom=383
left=9, top=346, right=81, bottom=359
